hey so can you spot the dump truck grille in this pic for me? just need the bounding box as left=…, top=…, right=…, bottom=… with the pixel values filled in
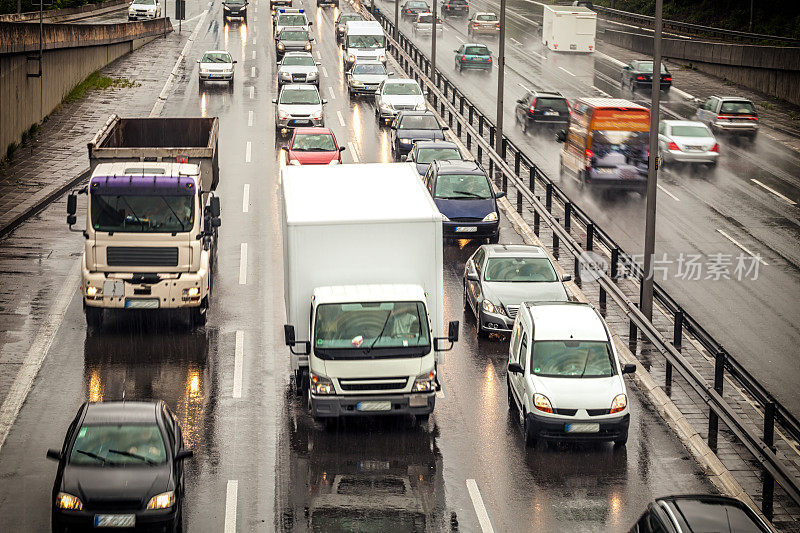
left=106, top=247, right=178, bottom=267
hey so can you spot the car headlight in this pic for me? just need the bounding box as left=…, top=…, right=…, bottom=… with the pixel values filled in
left=289, top=159, right=302, bottom=166
left=351, top=80, right=363, bottom=86
left=86, top=286, right=101, bottom=297
left=307, top=71, right=318, bottom=79
left=277, top=42, right=285, bottom=50
left=415, top=102, right=427, bottom=111
left=278, top=110, right=290, bottom=119
left=441, top=213, right=449, bottom=221
left=347, top=54, right=355, bottom=62
left=481, top=299, right=505, bottom=315
left=56, top=492, right=83, bottom=510
left=399, top=138, right=412, bottom=144
left=328, top=160, right=340, bottom=165
left=311, top=110, right=323, bottom=119
left=610, top=394, right=627, bottom=414
left=280, top=71, right=291, bottom=78
left=413, top=370, right=436, bottom=392
left=534, top=393, right=553, bottom=413
left=183, top=287, right=200, bottom=298
left=305, top=43, right=312, bottom=51
left=380, top=102, right=392, bottom=110
left=482, top=211, right=498, bottom=222
left=310, top=372, right=334, bottom=395
left=200, top=67, right=208, bottom=74
left=146, top=491, right=175, bottom=510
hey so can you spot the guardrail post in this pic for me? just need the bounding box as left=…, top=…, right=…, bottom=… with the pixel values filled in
left=599, top=283, right=606, bottom=310
left=610, top=248, right=619, bottom=279
left=441, top=102, right=446, bottom=117
left=459, top=96, right=465, bottom=114
left=552, top=218, right=559, bottom=253
left=466, top=132, right=472, bottom=150
left=489, top=126, right=495, bottom=147
left=574, top=256, right=581, bottom=286
left=529, top=165, right=536, bottom=194
left=447, top=111, right=453, bottom=128
left=763, top=401, right=776, bottom=520
left=708, top=350, right=726, bottom=452
left=564, top=202, right=572, bottom=233
left=669, top=310, right=683, bottom=389
left=516, top=189, right=523, bottom=214
left=469, top=105, right=474, bottom=126
left=488, top=159, right=494, bottom=181
left=586, top=223, right=594, bottom=251
left=457, top=121, right=461, bottom=137
left=477, top=145, right=482, bottom=164
left=501, top=138, right=507, bottom=161
left=629, top=312, right=637, bottom=351
left=533, top=209, right=540, bottom=235
left=478, top=115, right=483, bottom=135
left=514, top=152, right=521, bottom=176
left=545, top=183, right=553, bottom=212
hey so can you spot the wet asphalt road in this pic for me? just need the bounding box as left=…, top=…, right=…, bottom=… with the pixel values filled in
left=0, top=1, right=716, bottom=531
left=375, top=0, right=800, bottom=416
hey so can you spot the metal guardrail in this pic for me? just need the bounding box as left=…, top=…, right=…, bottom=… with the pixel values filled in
left=593, top=5, right=800, bottom=47
left=365, top=5, right=800, bottom=518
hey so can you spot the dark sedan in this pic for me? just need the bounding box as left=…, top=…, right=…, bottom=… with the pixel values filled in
left=621, top=59, right=672, bottom=92
left=463, top=244, right=569, bottom=338
left=404, top=140, right=463, bottom=176
left=441, top=0, right=469, bottom=18
left=401, top=0, right=430, bottom=21
left=47, top=401, right=193, bottom=533
left=390, top=111, right=448, bottom=158
left=222, top=0, right=247, bottom=20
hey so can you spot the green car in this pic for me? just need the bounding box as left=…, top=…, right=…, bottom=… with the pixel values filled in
left=454, top=43, right=493, bottom=72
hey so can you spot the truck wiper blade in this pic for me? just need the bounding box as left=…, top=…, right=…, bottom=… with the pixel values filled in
left=118, top=196, right=145, bottom=229
left=159, top=196, right=186, bottom=232
left=108, top=449, right=156, bottom=465
left=364, top=310, right=392, bottom=353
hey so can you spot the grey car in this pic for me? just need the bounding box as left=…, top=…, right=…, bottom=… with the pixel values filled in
left=197, top=50, right=236, bottom=86
left=272, top=84, right=327, bottom=136
left=404, top=140, right=463, bottom=176
left=277, top=52, right=321, bottom=86
left=346, top=60, right=391, bottom=97
left=276, top=27, right=313, bottom=59
left=463, top=245, right=570, bottom=338
left=375, top=79, right=427, bottom=125
left=695, top=95, right=759, bottom=141
left=658, top=120, right=719, bottom=167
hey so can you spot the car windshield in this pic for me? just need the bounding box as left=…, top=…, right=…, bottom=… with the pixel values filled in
left=417, top=14, right=442, bottom=24
left=483, top=257, right=558, bottom=282
left=476, top=14, right=497, bottom=21
left=435, top=173, right=492, bottom=199
left=69, top=424, right=167, bottom=466
left=669, top=125, right=710, bottom=137
left=353, top=63, right=386, bottom=75
left=314, top=301, right=430, bottom=354
left=292, top=133, right=336, bottom=151
left=535, top=97, right=568, bottom=112
left=408, top=1, right=429, bottom=8
left=282, top=55, right=315, bottom=66
left=416, top=147, right=461, bottom=164
left=399, top=115, right=439, bottom=130
left=133, top=0, right=156, bottom=4
left=590, top=130, right=649, bottom=168
left=280, top=88, right=320, bottom=104
left=720, top=101, right=756, bottom=115
left=278, top=14, right=306, bottom=26
left=464, top=46, right=489, bottom=55
left=384, top=82, right=421, bottom=95
left=226, top=0, right=245, bottom=4
left=636, top=62, right=667, bottom=74
left=91, top=194, right=194, bottom=233
left=532, top=341, right=615, bottom=378
left=202, top=52, right=231, bottom=63
left=347, top=34, right=386, bottom=48
left=339, top=15, right=361, bottom=24
left=281, top=30, right=308, bottom=41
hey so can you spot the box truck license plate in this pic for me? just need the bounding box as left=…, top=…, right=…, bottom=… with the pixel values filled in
left=356, top=401, right=391, bottom=412
left=455, top=226, right=477, bottom=233
left=124, top=298, right=159, bottom=309
left=565, top=423, right=599, bottom=433
left=94, top=514, right=135, bottom=528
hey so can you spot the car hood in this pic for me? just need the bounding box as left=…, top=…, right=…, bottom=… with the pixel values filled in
left=381, top=94, right=425, bottom=107
left=482, top=281, right=568, bottom=307
left=395, top=129, right=444, bottom=141
left=532, top=375, right=624, bottom=410
left=200, top=62, right=233, bottom=70
left=289, top=150, right=339, bottom=164
left=277, top=103, right=321, bottom=115
left=434, top=197, right=494, bottom=218
left=351, top=74, right=388, bottom=84
left=279, top=65, right=318, bottom=75
left=62, top=465, right=171, bottom=506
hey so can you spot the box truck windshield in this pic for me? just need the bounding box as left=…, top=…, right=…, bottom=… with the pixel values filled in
left=347, top=34, right=385, bottom=48
left=314, top=301, right=430, bottom=356
left=91, top=194, right=195, bottom=233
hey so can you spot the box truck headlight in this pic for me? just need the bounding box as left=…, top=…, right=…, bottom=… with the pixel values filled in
left=610, top=394, right=627, bottom=414
left=482, top=211, right=498, bottom=222
left=413, top=370, right=436, bottom=392
left=183, top=287, right=200, bottom=297
left=310, top=372, right=334, bottom=395
left=277, top=42, right=285, bottom=51
left=304, top=43, right=312, bottom=51
left=399, top=138, right=412, bottom=145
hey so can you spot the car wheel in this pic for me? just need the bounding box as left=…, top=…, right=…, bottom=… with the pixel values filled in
left=477, top=320, right=489, bottom=339
left=189, top=306, right=207, bottom=327
left=521, top=118, right=529, bottom=134
left=577, top=170, right=586, bottom=191
left=85, top=307, right=103, bottom=329
left=523, top=410, right=537, bottom=447
left=488, top=233, right=499, bottom=244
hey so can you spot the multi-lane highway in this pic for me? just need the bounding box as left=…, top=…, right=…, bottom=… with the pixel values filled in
left=0, top=1, right=724, bottom=531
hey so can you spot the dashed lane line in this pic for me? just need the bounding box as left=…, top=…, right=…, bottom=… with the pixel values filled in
left=251, top=50, right=256, bottom=60
left=233, top=331, right=244, bottom=398
left=751, top=178, right=797, bottom=205
left=224, top=480, right=238, bottom=533
left=249, top=86, right=254, bottom=99
left=247, top=110, right=253, bottom=127
left=328, top=86, right=336, bottom=100
left=239, top=243, right=248, bottom=284
left=348, top=142, right=360, bottom=162
left=716, top=229, right=769, bottom=266
left=466, top=479, right=495, bottom=533
left=558, top=66, right=576, bottom=77
left=657, top=183, right=680, bottom=201
left=242, top=184, right=250, bottom=213
left=322, top=66, right=329, bottom=78
left=337, top=110, right=346, bottom=127
left=245, top=141, right=252, bottom=163
left=251, top=66, right=256, bottom=78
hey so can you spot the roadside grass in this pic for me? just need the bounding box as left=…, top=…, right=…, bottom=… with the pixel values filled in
left=63, top=71, right=139, bottom=104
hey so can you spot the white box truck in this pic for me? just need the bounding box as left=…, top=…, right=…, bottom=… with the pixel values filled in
left=541, top=5, right=597, bottom=53
left=281, top=163, right=459, bottom=421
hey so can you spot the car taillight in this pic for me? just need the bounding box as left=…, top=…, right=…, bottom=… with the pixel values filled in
left=473, top=22, right=479, bottom=26
left=529, top=98, right=537, bottom=114
left=636, top=75, right=646, bottom=81
left=462, top=54, right=467, bottom=60
left=566, top=100, right=572, bottom=115
left=585, top=148, right=592, bottom=159
left=710, top=143, right=719, bottom=152
left=495, top=23, right=500, bottom=28
left=667, top=141, right=680, bottom=151
left=664, top=76, right=672, bottom=81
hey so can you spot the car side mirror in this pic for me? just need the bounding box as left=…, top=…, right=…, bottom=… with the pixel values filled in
left=390, top=125, right=397, bottom=130
left=561, top=274, right=572, bottom=282
left=339, top=146, right=346, bottom=152
left=442, top=126, right=449, bottom=131
left=309, top=38, right=315, bottom=42
left=388, top=72, right=394, bottom=76
left=233, top=60, right=238, bottom=64
left=209, top=196, right=221, bottom=218
left=175, top=449, right=193, bottom=461
left=495, top=190, right=506, bottom=199
left=316, top=61, right=322, bottom=65
left=623, top=65, right=630, bottom=70
left=196, top=59, right=201, bottom=63
left=507, top=362, right=523, bottom=374
left=46, top=449, right=62, bottom=461
left=555, top=130, right=567, bottom=143
left=322, top=99, right=328, bottom=104
left=622, top=363, right=637, bottom=374
left=466, top=270, right=478, bottom=282
left=272, top=98, right=278, bottom=104
left=308, top=21, right=313, bottom=25
left=401, top=154, right=408, bottom=161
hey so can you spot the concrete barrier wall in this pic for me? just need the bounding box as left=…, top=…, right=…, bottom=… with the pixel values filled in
left=0, top=0, right=127, bottom=23
left=0, top=19, right=170, bottom=156
left=602, top=29, right=800, bottom=106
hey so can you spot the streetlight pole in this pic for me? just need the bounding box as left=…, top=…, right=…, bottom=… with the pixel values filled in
left=431, top=0, right=437, bottom=80
left=640, top=0, right=664, bottom=321
left=394, top=0, right=399, bottom=40
left=494, top=0, right=507, bottom=155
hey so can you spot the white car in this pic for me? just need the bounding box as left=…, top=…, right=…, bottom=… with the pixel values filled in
left=507, top=301, right=636, bottom=447
left=658, top=119, right=719, bottom=168
left=346, top=60, right=391, bottom=97
left=273, top=84, right=326, bottom=136
left=128, top=0, right=162, bottom=20
left=412, top=12, right=443, bottom=36
left=277, top=52, right=321, bottom=86
left=374, top=79, right=427, bottom=126
left=197, top=51, right=236, bottom=86
left=274, top=9, right=312, bottom=36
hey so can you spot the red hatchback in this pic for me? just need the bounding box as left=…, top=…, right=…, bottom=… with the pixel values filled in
left=284, top=127, right=345, bottom=165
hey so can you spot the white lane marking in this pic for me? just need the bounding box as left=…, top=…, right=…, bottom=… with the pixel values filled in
left=466, top=479, right=495, bottom=533
left=591, top=85, right=611, bottom=97
left=249, top=86, right=255, bottom=99
left=245, top=141, right=252, bottom=163
left=316, top=50, right=322, bottom=60
left=558, top=66, right=576, bottom=77
left=657, top=183, right=680, bottom=201
left=716, top=229, right=769, bottom=266
left=455, top=35, right=465, bottom=43
left=251, top=66, right=256, bottom=78
left=233, top=331, right=244, bottom=398
left=224, top=480, right=238, bottom=533
left=530, top=50, right=545, bottom=60
left=0, top=260, right=80, bottom=454
left=248, top=110, right=254, bottom=127
left=328, top=86, right=336, bottom=100
left=253, top=15, right=257, bottom=21
left=242, top=183, right=250, bottom=212
left=348, top=142, right=360, bottom=162
left=239, top=243, right=248, bottom=284
left=252, top=50, right=256, bottom=60
left=517, top=82, right=531, bottom=92
left=510, top=37, right=522, bottom=46
left=337, top=110, right=346, bottom=127
left=253, top=36, right=257, bottom=45
left=751, top=178, right=796, bottom=205
left=322, top=66, right=329, bottom=78
left=671, top=86, right=696, bottom=101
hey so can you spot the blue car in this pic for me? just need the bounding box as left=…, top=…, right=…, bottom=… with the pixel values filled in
left=391, top=111, right=448, bottom=158
left=423, top=160, right=505, bottom=243
left=454, top=43, right=493, bottom=72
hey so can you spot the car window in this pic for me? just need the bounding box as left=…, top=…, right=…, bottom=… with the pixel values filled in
left=280, top=30, right=308, bottom=41
left=476, top=14, right=497, bottom=21
left=339, top=15, right=361, bottom=24
left=133, top=0, right=156, bottom=4
left=292, top=133, right=336, bottom=151
left=658, top=122, right=666, bottom=134
left=531, top=341, right=615, bottom=378
left=483, top=257, right=558, bottom=282
left=434, top=173, right=492, bottom=199
left=636, top=61, right=667, bottom=74
left=519, top=333, right=528, bottom=373
left=384, top=82, right=422, bottom=95
left=535, top=98, right=568, bottom=113
left=353, top=63, right=386, bottom=75
left=202, top=52, right=231, bottom=63
left=720, top=101, right=756, bottom=115
left=278, top=14, right=307, bottom=26
left=408, top=1, right=429, bottom=7
left=282, top=55, right=315, bottom=66
left=669, top=125, right=711, bottom=138
left=280, top=88, right=320, bottom=104
left=415, top=147, right=461, bottom=164
left=399, top=115, right=439, bottom=130
left=464, top=46, right=489, bottom=55
left=472, top=247, right=486, bottom=275
left=69, top=424, right=167, bottom=465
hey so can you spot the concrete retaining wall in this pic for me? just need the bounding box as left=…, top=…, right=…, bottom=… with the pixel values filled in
left=0, top=0, right=126, bottom=23
left=602, top=29, right=800, bottom=105
left=0, top=18, right=170, bottom=157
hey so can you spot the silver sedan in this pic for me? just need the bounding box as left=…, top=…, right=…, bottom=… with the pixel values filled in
left=658, top=120, right=719, bottom=167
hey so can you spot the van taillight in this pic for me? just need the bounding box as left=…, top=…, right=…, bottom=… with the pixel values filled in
left=566, top=100, right=572, bottom=115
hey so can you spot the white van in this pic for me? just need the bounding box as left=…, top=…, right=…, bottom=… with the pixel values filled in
left=343, top=20, right=387, bottom=70
left=541, top=5, right=596, bottom=52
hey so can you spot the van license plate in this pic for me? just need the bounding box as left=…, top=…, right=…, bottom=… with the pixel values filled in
left=455, top=226, right=477, bottom=232
left=356, top=401, right=391, bottom=412
left=124, top=298, right=159, bottom=309
left=94, top=515, right=135, bottom=528
left=565, top=423, right=599, bottom=433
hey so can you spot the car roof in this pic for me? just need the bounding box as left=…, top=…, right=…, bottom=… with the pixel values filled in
left=656, top=495, right=772, bottom=532
left=523, top=302, right=608, bottom=342
left=715, top=96, right=754, bottom=102
left=398, top=110, right=435, bottom=117
left=280, top=26, right=308, bottom=33
left=474, top=11, right=497, bottom=15
left=463, top=42, right=489, bottom=47
left=434, top=159, right=484, bottom=174
left=483, top=244, right=549, bottom=258
left=531, top=90, right=565, bottom=98
left=83, top=401, right=160, bottom=425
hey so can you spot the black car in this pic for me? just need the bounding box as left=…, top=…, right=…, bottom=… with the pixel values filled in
left=514, top=90, right=570, bottom=133
left=48, top=401, right=193, bottom=533
left=401, top=0, right=430, bottom=21
left=222, top=0, right=247, bottom=20
left=441, top=0, right=468, bottom=18
left=276, top=27, right=313, bottom=59
left=390, top=111, right=449, bottom=158
left=404, top=139, right=463, bottom=176
left=628, top=495, right=773, bottom=533
left=621, top=59, right=672, bottom=92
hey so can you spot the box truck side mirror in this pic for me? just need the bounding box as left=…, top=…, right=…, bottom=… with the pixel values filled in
left=284, top=324, right=311, bottom=355
left=210, top=196, right=221, bottom=218
left=434, top=320, right=459, bottom=351
left=66, top=193, right=77, bottom=226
